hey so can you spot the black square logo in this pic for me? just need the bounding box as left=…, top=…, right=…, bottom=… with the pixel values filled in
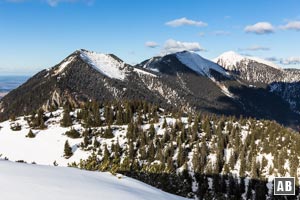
left=274, top=177, right=295, bottom=195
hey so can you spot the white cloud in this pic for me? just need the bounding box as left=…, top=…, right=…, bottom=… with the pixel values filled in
left=145, top=41, right=159, bottom=48
left=213, top=30, right=230, bottom=36
left=280, top=57, right=300, bottom=65
left=165, top=17, right=207, bottom=27
left=161, top=39, right=205, bottom=55
left=244, top=22, right=275, bottom=34
left=279, top=21, right=300, bottom=31
left=239, top=45, right=270, bottom=51
left=47, top=0, right=93, bottom=6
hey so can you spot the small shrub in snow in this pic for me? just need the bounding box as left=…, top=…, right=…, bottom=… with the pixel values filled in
left=65, top=129, right=80, bottom=138
left=10, top=123, right=21, bottom=131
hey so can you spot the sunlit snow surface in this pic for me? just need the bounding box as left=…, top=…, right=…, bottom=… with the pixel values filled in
left=0, top=160, right=188, bottom=200
left=80, top=50, right=127, bottom=80
left=176, top=51, right=228, bottom=77
left=214, top=51, right=282, bottom=70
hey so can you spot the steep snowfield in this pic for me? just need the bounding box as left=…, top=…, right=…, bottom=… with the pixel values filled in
left=0, top=160, right=187, bottom=200
left=214, top=51, right=282, bottom=70
left=80, top=50, right=127, bottom=80
left=176, top=51, right=228, bottom=77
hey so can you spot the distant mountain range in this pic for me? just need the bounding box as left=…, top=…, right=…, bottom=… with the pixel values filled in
left=0, top=49, right=299, bottom=129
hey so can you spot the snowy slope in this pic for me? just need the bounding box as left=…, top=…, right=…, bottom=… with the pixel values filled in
left=80, top=50, right=127, bottom=80
left=0, top=160, right=187, bottom=200
left=54, top=55, right=76, bottom=75
left=0, top=110, right=90, bottom=166
left=213, top=51, right=282, bottom=70
left=176, top=51, right=228, bottom=77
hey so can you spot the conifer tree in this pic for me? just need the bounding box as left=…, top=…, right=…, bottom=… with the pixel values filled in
left=162, top=118, right=167, bottom=129
left=82, top=135, right=89, bottom=148
left=103, top=125, right=114, bottom=138
left=26, top=129, right=35, bottom=138
left=166, top=156, right=174, bottom=173
left=103, top=144, right=110, bottom=161
left=192, top=145, right=200, bottom=173
left=147, top=142, right=155, bottom=163
left=177, top=145, right=185, bottom=167
left=148, top=123, right=156, bottom=140
left=64, top=140, right=73, bottom=158
left=93, top=138, right=100, bottom=148
left=61, top=107, right=72, bottom=127
left=116, top=110, right=123, bottom=125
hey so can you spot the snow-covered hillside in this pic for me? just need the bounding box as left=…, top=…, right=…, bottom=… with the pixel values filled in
left=176, top=51, right=228, bottom=77
left=214, top=51, right=300, bottom=84
left=1, top=102, right=300, bottom=199
left=80, top=49, right=128, bottom=80
left=0, top=160, right=187, bottom=200
left=213, top=51, right=282, bottom=71
left=0, top=109, right=91, bottom=166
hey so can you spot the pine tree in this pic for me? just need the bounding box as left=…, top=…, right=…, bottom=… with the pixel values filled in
left=113, top=139, right=121, bottom=157
left=82, top=135, right=89, bottom=148
left=64, top=140, right=73, bottom=158
left=147, top=141, right=155, bottom=163
left=192, top=145, right=200, bottom=173
left=103, top=144, right=110, bottom=161
left=177, top=145, right=185, bottom=167
left=251, top=157, right=259, bottom=179
left=103, top=125, right=114, bottom=138
left=162, top=118, right=167, bottom=129
left=239, top=148, right=246, bottom=177
left=26, top=129, right=35, bottom=138
left=126, top=122, right=134, bottom=140
left=188, top=113, right=193, bottom=124
left=191, top=125, right=198, bottom=143
left=116, top=110, right=123, bottom=125
left=148, top=123, right=156, bottom=140
left=93, top=138, right=100, bottom=148
left=61, top=107, right=72, bottom=127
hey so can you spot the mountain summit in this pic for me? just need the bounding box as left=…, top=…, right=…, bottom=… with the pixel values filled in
left=214, top=51, right=282, bottom=71
left=142, top=51, right=228, bottom=78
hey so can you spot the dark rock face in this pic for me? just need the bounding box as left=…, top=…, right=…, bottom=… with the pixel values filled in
left=0, top=50, right=299, bottom=129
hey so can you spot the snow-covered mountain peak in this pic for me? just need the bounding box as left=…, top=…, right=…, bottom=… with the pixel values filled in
left=214, top=51, right=282, bottom=71
left=175, top=51, right=228, bottom=76
left=79, top=50, right=128, bottom=80
left=213, top=51, right=244, bottom=69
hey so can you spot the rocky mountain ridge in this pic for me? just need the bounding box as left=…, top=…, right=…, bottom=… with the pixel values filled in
left=0, top=49, right=299, bottom=129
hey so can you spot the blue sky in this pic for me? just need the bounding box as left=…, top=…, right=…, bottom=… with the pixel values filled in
left=0, top=0, right=299, bottom=75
